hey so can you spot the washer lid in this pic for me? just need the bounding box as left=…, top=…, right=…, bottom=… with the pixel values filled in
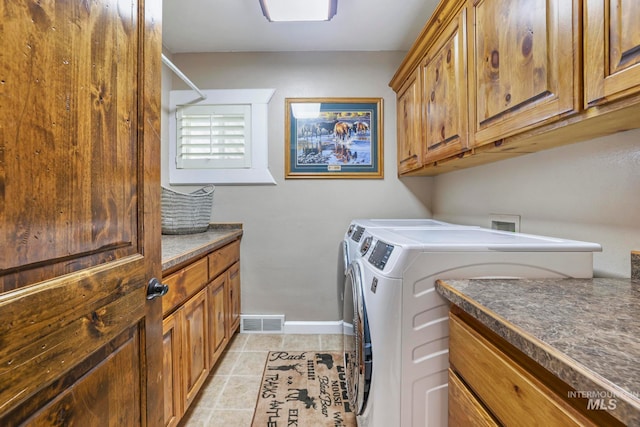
left=370, top=227, right=602, bottom=252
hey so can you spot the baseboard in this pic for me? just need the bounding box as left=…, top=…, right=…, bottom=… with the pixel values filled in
left=283, top=320, right=343, bottom=335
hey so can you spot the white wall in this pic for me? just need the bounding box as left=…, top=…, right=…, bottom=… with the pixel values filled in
left=161, top=52, right=433, bottom=321
left=432, top=129, right=640, bottom=278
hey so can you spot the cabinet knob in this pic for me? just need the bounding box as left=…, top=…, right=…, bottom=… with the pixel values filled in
left=146, top=277, right=169, bottom=300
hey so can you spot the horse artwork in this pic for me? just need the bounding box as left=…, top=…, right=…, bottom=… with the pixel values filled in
left=285, top=98, right=383, bottom=179
left=294, top=113, right=371, bottom=166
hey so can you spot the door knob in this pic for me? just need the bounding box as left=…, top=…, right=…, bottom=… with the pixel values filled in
left=147, top=278, right=169, bottom=300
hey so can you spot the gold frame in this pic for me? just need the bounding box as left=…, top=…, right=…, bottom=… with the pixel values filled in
left=284, top=97, right=383, bottom=179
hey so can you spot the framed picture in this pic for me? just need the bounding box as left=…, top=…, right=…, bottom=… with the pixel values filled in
left=285, top=98, right=383, bottom=179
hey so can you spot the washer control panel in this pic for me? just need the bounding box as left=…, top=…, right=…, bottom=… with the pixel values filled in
left=360, top=236, right=373, bottom=256
left=369, top=240, right=394, bottom=270
left=351, top=226, right=365, bottom=242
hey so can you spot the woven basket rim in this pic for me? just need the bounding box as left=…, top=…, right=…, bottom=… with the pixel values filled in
left=161, top=185, right=215, bottom=197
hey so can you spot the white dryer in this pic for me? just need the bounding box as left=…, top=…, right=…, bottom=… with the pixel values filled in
left=343, top=227, right=601, bottom=427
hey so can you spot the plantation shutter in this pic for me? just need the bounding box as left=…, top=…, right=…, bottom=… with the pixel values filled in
left=177, top=104, right=252, bottom=169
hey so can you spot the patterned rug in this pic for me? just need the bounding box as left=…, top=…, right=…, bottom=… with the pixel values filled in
left=251, top=351, right=356, bottom=427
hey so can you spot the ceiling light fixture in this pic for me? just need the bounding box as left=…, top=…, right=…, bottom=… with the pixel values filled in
left=259, top=0, right=338, bottom=22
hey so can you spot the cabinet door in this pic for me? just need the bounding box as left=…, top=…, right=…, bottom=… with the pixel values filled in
left=422, top=5, right=469, bottom=162
left=182, top=288, right=209, bottom=410
left=208, top=274, right=228, bottom=370
left=449, top=369, right=499, bottom=427
left=584, top=0, right=640, bottom=106
left=163, top=311, right=183, bottom=427
left=469, top=0, right=578, bottom=146
left=228, top=262, right=241, bottom=334
left=397, top=67, right=424, bottom=174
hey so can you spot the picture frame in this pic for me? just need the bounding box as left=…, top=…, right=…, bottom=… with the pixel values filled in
left=285, top=97, right=383, bottom=179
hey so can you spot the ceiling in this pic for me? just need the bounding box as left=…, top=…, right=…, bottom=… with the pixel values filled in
left=162, top=0, right=440, bottom=53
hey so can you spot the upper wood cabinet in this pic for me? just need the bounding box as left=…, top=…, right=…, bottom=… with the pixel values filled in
left=468, top=0, right=579, bottom=147
left=584, top=0, right=640, bottom=107
left=391, top=0, right=640, bottom=175
left=397, top=67, right=424, bottom=174
left=422, top=4, right=469, bottom=162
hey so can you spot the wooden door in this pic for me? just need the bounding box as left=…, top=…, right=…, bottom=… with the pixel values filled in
left=584, top=0, right=640, bottom=106
left=182, top=288, right=209, bottom=411
left=0, top=0, right=163, bottom=425
left=469, top=0, right=578, bottom=146
left=228, top=262, right=242, bottom=334
left=422, top=4, right=469, bottom=163
left=397, top=68, right=424, bottom=174
left=208, top=273, right=228, bottom=370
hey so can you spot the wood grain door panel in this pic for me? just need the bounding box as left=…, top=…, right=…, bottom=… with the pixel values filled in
left=208, top=274, right=228, bottom=370
left=470, top=0, right=578, bottom=145
left=228, top=262, right=241, bottom=334
left=22, top=327, right=141, bottom=426
left=585, top=0, right=640, bottom=106
left=397, top=68, right=424, bottom=174
left=163, top=311, right=183, bottom=427
left=422, top=5, right=469, bottom=162
left=1, top=0, right=140, bottom=292
left=182, top=289, right=209, bottom=411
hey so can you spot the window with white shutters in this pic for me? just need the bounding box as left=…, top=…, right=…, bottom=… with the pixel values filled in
left=168, top=88, right=276, bottom=185
left=177, top=104, right=251, bottom=169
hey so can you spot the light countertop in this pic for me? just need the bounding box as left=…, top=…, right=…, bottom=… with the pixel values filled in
left=436, top=277, right=640, bottom=426
left=161, top=223, right=242, bottom=273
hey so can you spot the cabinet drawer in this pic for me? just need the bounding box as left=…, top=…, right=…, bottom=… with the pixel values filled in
left=162, top=257, right=209, bottom=316
left=208, top=240, right=240, bottom=280
left=449, top=313, right=594, bottom=427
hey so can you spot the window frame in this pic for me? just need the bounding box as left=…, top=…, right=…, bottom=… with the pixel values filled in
left=169, top=88, right=276, bottom=185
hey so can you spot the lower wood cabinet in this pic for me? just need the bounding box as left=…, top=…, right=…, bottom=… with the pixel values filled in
left=448, top=309, right=623, bottom=427
left=162, top=240, right=241, bottom=427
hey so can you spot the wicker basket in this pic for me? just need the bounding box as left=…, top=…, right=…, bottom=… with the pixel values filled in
left=161, top=186, right=215, bottom=235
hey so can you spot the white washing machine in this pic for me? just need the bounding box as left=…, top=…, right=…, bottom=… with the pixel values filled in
left=339, top=219, right=477, bottom=319
left=342, top=219, right=474, bottom=274
left=342, top=227, right=601, bottom=427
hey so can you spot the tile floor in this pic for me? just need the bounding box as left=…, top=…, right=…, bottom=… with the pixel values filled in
left=179, top=333, right=344, bottom=427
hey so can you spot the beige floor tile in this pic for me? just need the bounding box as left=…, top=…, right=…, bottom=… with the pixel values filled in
left=216, top=375, right=262, bottom=410
left=243, top=334, right=284, bottom=351
left=231, top=351, right=268, bottom=376
left=226, top=333, right=249, bottom=352
left=212, top=350, right=241, bottom=376
left=320, top=334, right=343, bottom=351
left=181, top=400, right=213, bottom=427
left=205, top=409, right=255, bottom=427
left=281, top=334, right=321, bottom=350
left=193, top=374, right=229, bottom=409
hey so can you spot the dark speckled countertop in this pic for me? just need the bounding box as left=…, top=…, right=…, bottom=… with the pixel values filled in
left=161, top=223, right=243, bottom=272
left=436, top=276, right=640, bottom=426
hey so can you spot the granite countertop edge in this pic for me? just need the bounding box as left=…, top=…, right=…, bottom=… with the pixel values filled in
left=436, top=278, right=640, bottom=426
left=161, top=223, right=243, bottom=272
